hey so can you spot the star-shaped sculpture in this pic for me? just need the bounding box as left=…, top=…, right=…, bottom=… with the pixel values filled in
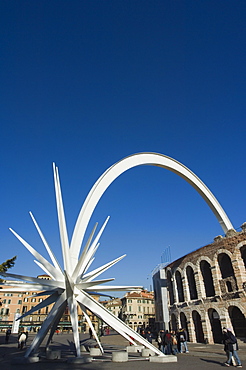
left=1, top=164, right=163, bottom=358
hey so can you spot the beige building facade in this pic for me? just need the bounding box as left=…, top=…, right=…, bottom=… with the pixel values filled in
left=0, top=274, right=98, bottom=333
left=121, top=290, right=155, bottom=330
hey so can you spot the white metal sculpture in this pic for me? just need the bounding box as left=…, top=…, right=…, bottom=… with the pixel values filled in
left=1, top=152, right=234, bottom=358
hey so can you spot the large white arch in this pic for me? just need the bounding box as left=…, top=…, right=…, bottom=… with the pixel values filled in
left=70, top=152, right=234, bottom=264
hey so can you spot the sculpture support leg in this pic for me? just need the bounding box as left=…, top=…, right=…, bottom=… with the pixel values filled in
left=25, top=293, right=66, bottom=358
left=76, top=291, right=164, bottom=356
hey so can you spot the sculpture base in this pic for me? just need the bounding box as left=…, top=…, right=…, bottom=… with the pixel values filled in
left=149, top=355, right=178, bottom=363
left=67, top=356, right=92, bottom=363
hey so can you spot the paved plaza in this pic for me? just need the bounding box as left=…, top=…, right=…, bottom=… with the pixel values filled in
left=0, top=331, right=245, bottom=369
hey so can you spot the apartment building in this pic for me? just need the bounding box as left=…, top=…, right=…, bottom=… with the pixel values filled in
left=0, top=274, right=98, bottom=333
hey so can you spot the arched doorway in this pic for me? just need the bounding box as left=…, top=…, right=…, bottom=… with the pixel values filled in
left=200, top=260, right=215, bottom=297
left=171, top=313, right=178, bottom=332
left=208, top=308, right=222, bottom=343
left=166, top=270, right=175, bottom=305
left=240, top=245, right=246, bottom=269
left=175, top=271, right=184, bottom=303
left=192, top=310, right=205, bottom=343
left=180, top=312, right=189, bottom=341
left=229, top=306, right=246, bottom=338
left=218, top=253, right=235, bottom=279
left=218, top=253, right=238, bottom=292
left=186, top=266, right=198, bottom=300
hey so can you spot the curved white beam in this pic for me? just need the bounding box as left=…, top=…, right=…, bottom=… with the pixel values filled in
left=70, top=152, right=234, bottom=262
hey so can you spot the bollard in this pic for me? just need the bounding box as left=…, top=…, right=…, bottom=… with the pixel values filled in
left=126, top=345, right=144, bottom=353
left=46, top=350, right=61, bottom=360
left=141, top=348, right=156, bottom=357
left=89, top=347, right=102, bottom=356
left=112, top=351, right=128, bottom=362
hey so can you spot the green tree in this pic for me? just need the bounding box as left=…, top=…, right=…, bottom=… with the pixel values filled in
left=0, top=256, right=17, bottom=273
left=0, top=256, right=17, bottom=282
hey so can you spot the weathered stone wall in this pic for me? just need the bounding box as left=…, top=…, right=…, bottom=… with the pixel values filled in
left=165, top=229, right=246, bottom=344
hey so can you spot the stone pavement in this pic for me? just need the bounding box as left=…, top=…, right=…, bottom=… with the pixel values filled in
left=0, top=331, right=245, bottom=369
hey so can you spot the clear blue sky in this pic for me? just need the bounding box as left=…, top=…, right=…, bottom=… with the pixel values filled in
left=1, top=1, right=246, bottom=294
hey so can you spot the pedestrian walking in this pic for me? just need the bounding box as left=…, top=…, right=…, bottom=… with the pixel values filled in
left=25, top=330, right=29, bottom=345
left=5, top=328, right=11, bottom=343
left=18, top=332, right=27, bottom=350
left=163, top=330, right=172, bottom=354
left=171, top=330, right=179, bottom=355
left=222, top=327, right=242, bottom=368
left=177, top=328, right=189, bottom=353
left=159, top=329, right=166, bottom=354
left=156, top=331, right=162, bottom=350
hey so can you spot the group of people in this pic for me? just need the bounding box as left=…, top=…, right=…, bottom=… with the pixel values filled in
left=3, top=324, right=243, bottom=366
left=156, top=328, right=188, bottom=355
left=139, top=327, right=188, bottom=355
left=6, top=329, right=28, bottom=349
left=140, top=326, right=242, bottom=367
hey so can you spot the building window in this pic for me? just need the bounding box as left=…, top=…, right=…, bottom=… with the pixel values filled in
left=18, top=294, right=23, bottom=297
left=5, top=308, right=9, bottom=315
left=22, top=306, right=27, bottom=313
left=138, top=315, right=142, bottom=319
left=39, top=298, right=43, bottom=302
left=175, top=270, right=185, bottom=302
left=128, top=306, right=132, bottom=312
left=8, top=299, right=11, bottom=304
left=18, top=300, right=22, bottom=304
left=138, top=306, right=141, bottom=312
left=226, top=281, right=233, bottom=292
left=24, top=298, right=28, bottom=302
left=218, top=253, right=238, bottom=291
left=128, top=299, right=132, bottom=303
left=200, top=260, right=215, bottom=297
left=31, top=298, right=36, bottom=302
left=137, top=299, right=141, bottom=303
left=186, top=266, right=198, bottom=300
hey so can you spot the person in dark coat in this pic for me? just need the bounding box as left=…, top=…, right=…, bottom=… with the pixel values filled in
left=222, top=327, right=242, bottom=367
left=156, top=331, right=162, bottom=350
left=171, top=330, right=178, bottom=355
left=5, top=328, right=11, bottom=343
left=146, top=330, right=153, bottom=343
left=140, top=329, right=146, bottom=339
left=159, top=329, right=166, bottom=353
left=163, top=330, right=172, bottom=355
left=177, top=328, right=189, bottom=353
